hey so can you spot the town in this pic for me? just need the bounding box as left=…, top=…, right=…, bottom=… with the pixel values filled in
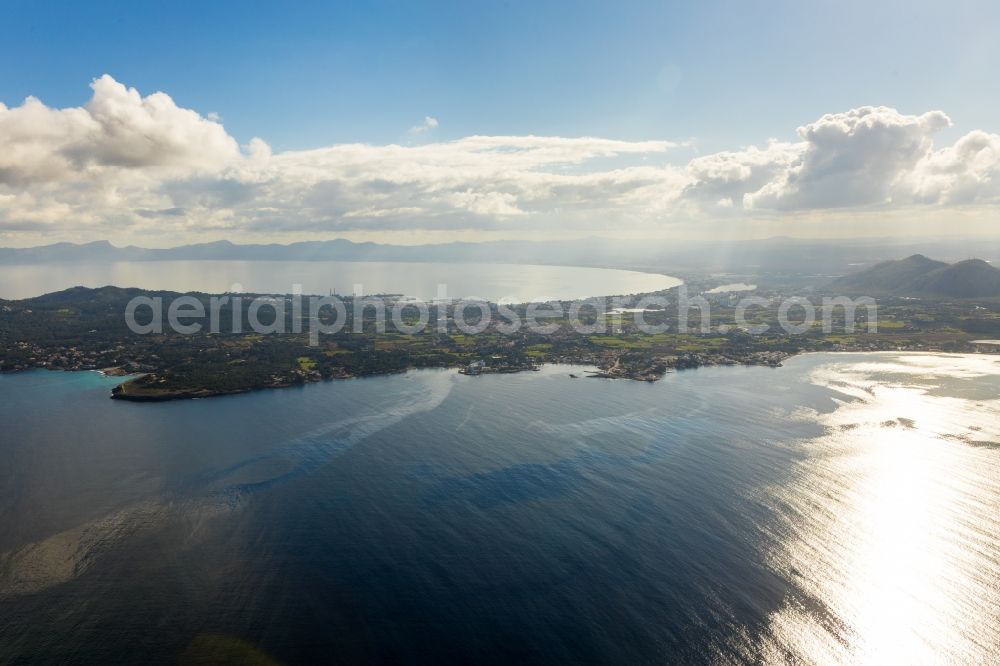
left=2, top=283, right=999, bottom=400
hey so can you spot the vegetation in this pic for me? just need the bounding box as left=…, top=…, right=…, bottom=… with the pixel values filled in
left=831, top=254, right=1000, bottom=298
left=1, top=285, right=998, bottom=400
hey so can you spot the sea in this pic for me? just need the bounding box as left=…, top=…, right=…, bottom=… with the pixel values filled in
left=1, top=352, right=998, bottom=664
left=0, top=260, right=679, bottom=302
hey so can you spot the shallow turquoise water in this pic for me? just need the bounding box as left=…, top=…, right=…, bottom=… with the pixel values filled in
left=0, top=353, right=998, bottom=664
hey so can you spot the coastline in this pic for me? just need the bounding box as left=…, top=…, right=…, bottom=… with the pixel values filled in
left=4, top=285, right=994, bottom=403
left=9, top=345, right=994, bottom=403
left=11, top=344, right=983, bottom=403
left=107, top=351, right=795, bottom=402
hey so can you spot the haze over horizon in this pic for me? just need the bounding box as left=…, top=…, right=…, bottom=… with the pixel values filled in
left=3, top=1, right=1000, bottom=247
left=5, top=5, right=1000, bottom=664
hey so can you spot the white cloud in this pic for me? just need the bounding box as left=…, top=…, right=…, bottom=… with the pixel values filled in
left=409, top=115, right=439, bottom=134
left=0, top=75, right=240, bottom=187
left=1, top=78, right=1000, bottom=242
left=908, top=130, right=1000, bottom=204
left=684, top=140, right=801, bottom=209
left=746, top=106, right=952, bottom=210
left=681, top=106, right=976, bottom=212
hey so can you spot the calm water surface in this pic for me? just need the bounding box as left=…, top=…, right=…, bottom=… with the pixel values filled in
left=0, top=353, right=998, bottom=664
left=0, top=260, right=680, bottom=301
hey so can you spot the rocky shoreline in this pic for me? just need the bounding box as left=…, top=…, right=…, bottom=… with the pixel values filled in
left=106, top=350, right=796, bottom=402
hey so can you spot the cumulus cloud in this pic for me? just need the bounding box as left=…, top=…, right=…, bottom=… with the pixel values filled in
left=684, top=140, right=801, bottom=209
left=409, top=116, right=439, bottom=134
left=1, top=77, right=999, bottom=242
left=0, top=75, right=240, bottom=186
left=681, top=106, right=982, bottom=212
left=908, top=130, right=1000, bottom=204
left=747, top=106, right=952, bottom=210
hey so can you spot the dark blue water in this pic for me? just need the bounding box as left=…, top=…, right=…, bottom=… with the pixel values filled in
left=1, top=354, right=998, bottom=664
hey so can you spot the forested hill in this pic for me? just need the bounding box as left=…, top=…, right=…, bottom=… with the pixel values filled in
left=831, top=255, right=1000, bottom=298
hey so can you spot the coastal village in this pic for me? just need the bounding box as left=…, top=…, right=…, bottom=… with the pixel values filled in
left=2, top=284, right=998, bottom=400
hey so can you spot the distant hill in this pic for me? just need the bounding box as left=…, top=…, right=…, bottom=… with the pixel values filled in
left=4, top=237, right=1000, bottom=275
left=831, top=254, right=1000, bottom=298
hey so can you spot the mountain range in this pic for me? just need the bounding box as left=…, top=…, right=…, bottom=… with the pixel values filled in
left=830, top=254, right=1000, bottom=298
left=4, top=237, right=1000, bottom=276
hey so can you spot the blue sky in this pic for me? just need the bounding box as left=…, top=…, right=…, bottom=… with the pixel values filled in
left=4, top=0, right=997, bottom=150
left=1, top=0, right=1000, bottom=245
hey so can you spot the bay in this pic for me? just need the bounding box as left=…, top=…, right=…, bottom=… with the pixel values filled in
left=0, top=352, right=998, bottom=664
left=0, top=260, right=680, bottom=301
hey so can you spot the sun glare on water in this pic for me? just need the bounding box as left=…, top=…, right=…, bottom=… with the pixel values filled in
left=749, top=354, right=1000, bottom=664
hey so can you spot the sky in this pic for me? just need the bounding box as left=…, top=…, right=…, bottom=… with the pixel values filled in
left=1, top=0, right=1000, bottom=247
